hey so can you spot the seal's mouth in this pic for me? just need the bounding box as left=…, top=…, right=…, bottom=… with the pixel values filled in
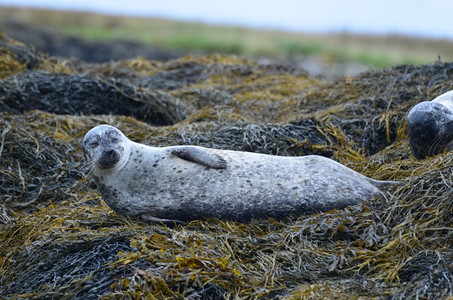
left=97, top=149, right=120, bottom=169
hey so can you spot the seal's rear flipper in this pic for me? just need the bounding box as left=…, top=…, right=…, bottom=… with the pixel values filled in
left=141, top=214, right=187, bottom=226
left=171, top=147, right=227, bottom=169
left=372, top=179, right=399, bottom=190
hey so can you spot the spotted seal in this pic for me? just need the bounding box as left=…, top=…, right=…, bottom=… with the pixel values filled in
left=82, top=125, right=394, bottom=223
left=407, top=90, right=453, bottom=159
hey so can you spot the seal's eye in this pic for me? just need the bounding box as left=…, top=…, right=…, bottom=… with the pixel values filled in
left=88, top=141, right=99, bottom=148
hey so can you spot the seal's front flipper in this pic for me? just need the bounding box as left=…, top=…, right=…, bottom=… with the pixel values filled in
left=171, top=147, right=227, bottom=169
left=141, top=214, right=187, bottom=226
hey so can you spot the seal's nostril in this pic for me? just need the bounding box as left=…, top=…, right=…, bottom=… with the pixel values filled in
left=105, top=149, right=115, bottom=157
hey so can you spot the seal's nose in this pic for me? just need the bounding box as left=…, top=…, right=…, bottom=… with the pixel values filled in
left=98, top=149, right=120, bottom=169
left=105, top=149, right=116, bottom=157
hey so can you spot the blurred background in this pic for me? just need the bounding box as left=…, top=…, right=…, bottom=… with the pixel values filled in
left=1, top=0, right=452, bottom=79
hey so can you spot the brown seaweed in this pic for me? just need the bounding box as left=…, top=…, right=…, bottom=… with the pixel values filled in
left=293, top=61, right=453, bottom=155
left=0, top=71, right=187, bottom=125
left=0, top=33, right=452, bottom=299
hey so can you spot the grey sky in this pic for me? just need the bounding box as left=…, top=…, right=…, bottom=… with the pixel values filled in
left=1, top=0, right=452, bottom=39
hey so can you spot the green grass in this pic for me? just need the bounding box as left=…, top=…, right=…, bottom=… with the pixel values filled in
left=2, top=6, right=453, bottom=68
left=65, top=26, right=114, bottom=40
left=278, top=42, right=325, bottom=56
left=164, top=35, right=246, bottom=54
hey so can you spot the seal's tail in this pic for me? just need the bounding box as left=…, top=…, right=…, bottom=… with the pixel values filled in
left=372, top=179, right=399, bottom=190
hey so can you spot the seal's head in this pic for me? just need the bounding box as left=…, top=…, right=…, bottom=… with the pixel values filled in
left=83, top=125, right=130, bottom=172
left=407, top=101, right=453, bottom=159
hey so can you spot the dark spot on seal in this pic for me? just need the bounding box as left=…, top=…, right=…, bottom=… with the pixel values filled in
left=153, top=163, right=158, bottom=167
left=98, top=184, right=108, bottom=195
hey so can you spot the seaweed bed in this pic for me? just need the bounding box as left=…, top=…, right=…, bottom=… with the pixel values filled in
left=0, top=32, right=452, bottom=299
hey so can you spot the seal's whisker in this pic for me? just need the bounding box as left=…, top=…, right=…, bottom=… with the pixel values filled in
left=80, top=160, right=97, bottom=175
left=428, top=135, right=442, bottom=156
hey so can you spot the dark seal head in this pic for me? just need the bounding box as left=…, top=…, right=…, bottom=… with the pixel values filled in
left=82, top=125, right=130, bottom=172
left=407, top=91, right=453, bottom=159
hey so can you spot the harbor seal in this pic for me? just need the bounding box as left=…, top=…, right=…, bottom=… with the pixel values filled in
left=83, top=125, right=394, bottom=223
left=407, top=90, right=453, bottom=159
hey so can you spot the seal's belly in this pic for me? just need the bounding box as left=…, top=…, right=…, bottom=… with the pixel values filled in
left=105, top=152, right=380, bottom=221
